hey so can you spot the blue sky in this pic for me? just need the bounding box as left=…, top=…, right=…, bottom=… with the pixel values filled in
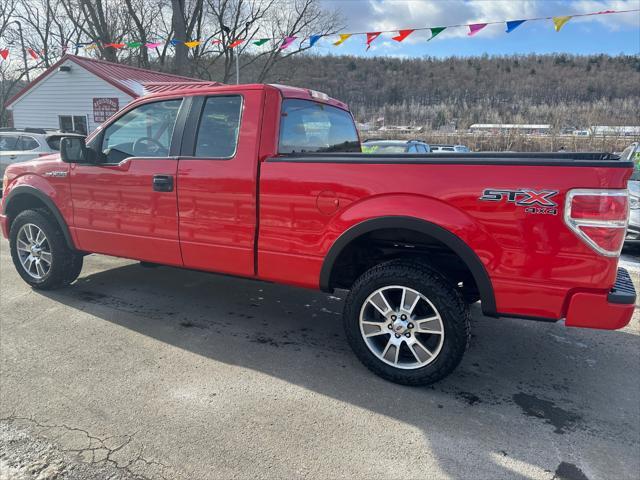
left=316, top=0, right=640, bottom=57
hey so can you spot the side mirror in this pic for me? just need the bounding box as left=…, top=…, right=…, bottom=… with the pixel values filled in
left=60, top=136, right=93, bottom=163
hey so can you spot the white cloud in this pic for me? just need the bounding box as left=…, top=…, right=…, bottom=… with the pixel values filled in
left=322, top=0, right=640, bottom=42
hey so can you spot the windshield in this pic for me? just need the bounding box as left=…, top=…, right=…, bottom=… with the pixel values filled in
left=279, top=99, right=360, bottom=154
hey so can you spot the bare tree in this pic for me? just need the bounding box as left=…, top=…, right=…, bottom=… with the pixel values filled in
left=170, top=0, right=204, bottom=74
left=251, top=0, right=342, bottom=82
left=202, top=0, right=274, bottom=82
left=15, top=0, right=85, bottom=67
left=59, top=0, right=132, bottom=62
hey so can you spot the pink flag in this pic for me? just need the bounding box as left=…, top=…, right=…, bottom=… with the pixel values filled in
left=145, top=42, right=162, bottom=49
left=280, top=36, right=296, bottom=49
left=0, top=49, right=9, bottom=60
left=468, top=23, right=488, bottom=36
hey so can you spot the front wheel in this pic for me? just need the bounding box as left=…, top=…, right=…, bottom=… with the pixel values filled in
left=343, top=259, right=470, bottom=386
left=9, top=210, right=83, bottom=290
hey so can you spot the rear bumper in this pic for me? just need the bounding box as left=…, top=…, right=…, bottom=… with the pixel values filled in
left=565, top=268, right=637, bottom=330
left=0, top=213, right=8, bottom=239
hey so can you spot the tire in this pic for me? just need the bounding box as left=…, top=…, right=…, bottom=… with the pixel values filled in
left=9, top=209, right=83, bottom=290
left=343, top=259, right=471, bottom=386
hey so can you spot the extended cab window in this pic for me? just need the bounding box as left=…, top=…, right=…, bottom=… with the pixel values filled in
left=194, top=96, right=242, bottom=158
left=102, top=99, right=181, bottom=163
left=279, top=99, right=360, bottom=154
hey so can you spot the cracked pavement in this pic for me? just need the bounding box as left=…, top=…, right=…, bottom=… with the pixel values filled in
left=1, top=242, right=639, bottom=480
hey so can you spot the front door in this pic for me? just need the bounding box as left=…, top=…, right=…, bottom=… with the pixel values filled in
left=69, top=98, right=185, bottom=266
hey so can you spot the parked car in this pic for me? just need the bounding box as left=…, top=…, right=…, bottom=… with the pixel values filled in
left=431, top=144, right=470, bottom=153
left=621, top=142, right=640, bottom=244
left=0, top=84, right=636, bottom=386
left=362, top=139, right=431, bottom=153
left=0, top=128, right=85, bottom=178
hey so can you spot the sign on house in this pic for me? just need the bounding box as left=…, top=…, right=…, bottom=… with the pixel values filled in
left=93, top=97, right=120, bottom=123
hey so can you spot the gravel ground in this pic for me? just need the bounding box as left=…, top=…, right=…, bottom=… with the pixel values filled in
left=1, top=242, right=638, bottom=480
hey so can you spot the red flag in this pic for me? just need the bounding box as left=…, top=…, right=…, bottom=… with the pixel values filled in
left=366, top=32, right=381, bottom=50
left=229, top=39, right=244, bottom=48
left=106, top=43, right=125, bottom=49
left=28, top=48, right=39, bottom=59
left=392, top=29, right=414, bottom=42
left=0, top=49, right=8, bottom=60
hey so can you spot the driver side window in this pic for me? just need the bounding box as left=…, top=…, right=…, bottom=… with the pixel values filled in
left=101, top=99, right=182, bottom=163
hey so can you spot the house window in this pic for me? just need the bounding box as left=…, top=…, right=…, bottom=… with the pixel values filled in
left=58, top=115, right=88, bottom=135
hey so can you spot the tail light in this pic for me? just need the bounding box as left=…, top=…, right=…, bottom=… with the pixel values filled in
left=564, top=189, right=629, bottom=257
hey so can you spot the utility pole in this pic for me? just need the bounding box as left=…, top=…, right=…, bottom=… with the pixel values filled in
left=235, top=51, right=240, bottom=84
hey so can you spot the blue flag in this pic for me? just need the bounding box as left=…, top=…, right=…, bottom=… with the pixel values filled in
left=309, top=35, right=322, bottom=47
left=169, top=39, right=182, bottom=46
left=506, top=20, right=526, bottom=33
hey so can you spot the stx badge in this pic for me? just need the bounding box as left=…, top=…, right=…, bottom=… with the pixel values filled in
left=479, top=188, right=559, bottom=215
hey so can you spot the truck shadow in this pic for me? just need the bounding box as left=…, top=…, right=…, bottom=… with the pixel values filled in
left=36, top=259, right=639, bottom=480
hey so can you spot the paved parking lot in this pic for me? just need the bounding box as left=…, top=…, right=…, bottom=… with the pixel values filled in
left=1, top=243, right=639, bottom=480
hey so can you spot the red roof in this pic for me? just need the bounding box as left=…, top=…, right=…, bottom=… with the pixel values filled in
left=6, top=54, right=206, bottom=107
left=143, top=81, right=223, bottom=94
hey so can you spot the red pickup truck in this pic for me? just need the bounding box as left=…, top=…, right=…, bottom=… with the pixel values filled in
left=1, top=84, right=636, bottom=385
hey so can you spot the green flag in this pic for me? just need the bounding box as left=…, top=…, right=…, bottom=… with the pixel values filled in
left=428, top=27, right=446, bottom=41
left=127, top=41, right=143, bottom=48
left=253, top=38, right=270, bottom=46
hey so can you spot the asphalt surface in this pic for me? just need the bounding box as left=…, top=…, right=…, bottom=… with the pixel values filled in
left=1, top=242, right=639, bottom=480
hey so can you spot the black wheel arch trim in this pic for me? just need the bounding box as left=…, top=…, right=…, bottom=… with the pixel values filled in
left=319, top=216, right=498, bottom=317
left=3, top=185, right=76, bottom=250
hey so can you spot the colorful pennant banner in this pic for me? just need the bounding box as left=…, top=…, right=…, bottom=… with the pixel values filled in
left=1, top=8, right=638, bottom=62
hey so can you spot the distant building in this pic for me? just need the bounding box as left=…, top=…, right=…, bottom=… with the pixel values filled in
left=590, top=126, right=640, bottom=137
left=469, top=124, right=551, bottom=135
left=6, top=54, right=209, bottom=134
left=356, top=122, right=374, bottom=132
left=377, top=125, right=424, bottom=133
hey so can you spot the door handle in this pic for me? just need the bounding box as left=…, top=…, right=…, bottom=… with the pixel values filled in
left=152, top=174, right=174, bottom=192
left=9, top=155, right=17, bottom=160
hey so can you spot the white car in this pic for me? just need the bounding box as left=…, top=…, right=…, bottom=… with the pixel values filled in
left=0, top=129, right=85, bottom=178
left=621, top=143, right=640, bottom=244
left=430, top=144, right=470, bottom=153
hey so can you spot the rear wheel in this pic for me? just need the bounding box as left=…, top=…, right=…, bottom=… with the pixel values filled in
left=10, top=210, right=83, bottom=290
left=343, top=259, right=470, bottom=386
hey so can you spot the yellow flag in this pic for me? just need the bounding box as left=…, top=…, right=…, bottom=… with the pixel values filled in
left=184, top=40, right=202, bottom=48
left=333, top=34, right=352, bottom=46
left=85, top=44, right=98, bottom=50
left=552, top=16, right=572, bottom=32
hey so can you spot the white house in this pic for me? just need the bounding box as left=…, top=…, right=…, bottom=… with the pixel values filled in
left=6, top=55, right=209, bottom=135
